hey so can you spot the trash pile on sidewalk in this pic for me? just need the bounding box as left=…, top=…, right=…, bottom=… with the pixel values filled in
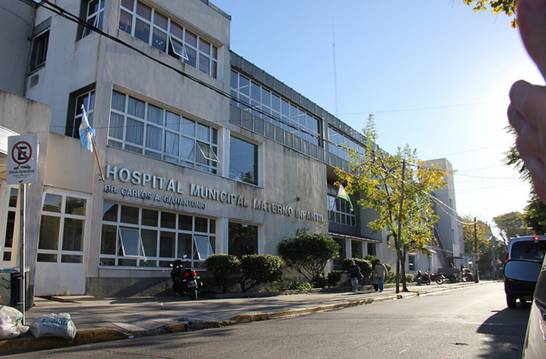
left=0, top=305, right=77, bottom=341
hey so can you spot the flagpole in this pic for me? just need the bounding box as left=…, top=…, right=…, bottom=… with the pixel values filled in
left=91, top=137, right=105, bottom=182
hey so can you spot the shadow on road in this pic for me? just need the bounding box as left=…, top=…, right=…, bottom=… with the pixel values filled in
left=477, top=302, right=530, bottom=359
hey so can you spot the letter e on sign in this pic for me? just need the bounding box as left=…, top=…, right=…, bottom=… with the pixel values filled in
left=7, top=134, right=38, bottom=184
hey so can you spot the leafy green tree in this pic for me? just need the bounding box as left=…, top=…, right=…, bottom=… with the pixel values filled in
left=493, top=211, right=533, bottom=242
left=278, top=230, right=339, bottom=285
left=524, top=193, right=546, bottom=234
left=335, top=117, right=446, bottom=292
left=462, top=217, right=492, bottom=256
left=463, top=0, right=517, bottom=27
left=504, top=129, right=546, bottom=235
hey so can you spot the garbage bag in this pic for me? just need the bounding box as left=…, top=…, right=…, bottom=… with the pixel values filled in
left=0, top=305, right=29, bottom=339
left=30, top=313, right=77, bottom=340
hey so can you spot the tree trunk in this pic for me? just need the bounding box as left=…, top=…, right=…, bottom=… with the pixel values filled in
left=401, top=246, right=409, bottom=292
left=394, top=234, right=401, bottom=294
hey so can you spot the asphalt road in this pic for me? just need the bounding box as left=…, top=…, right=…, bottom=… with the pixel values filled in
left=11, top=282, right=530, bottom=359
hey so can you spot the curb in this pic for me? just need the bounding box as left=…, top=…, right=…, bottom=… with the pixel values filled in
left=0, top=282, right=489, bottom=356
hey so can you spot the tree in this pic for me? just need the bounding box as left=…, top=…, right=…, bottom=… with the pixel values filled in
left=461, top=216, right=506, bottom=277
left=335, top=117, right=446, bottom=292
left=493, top=211, right=533, bottom=242
left=278, top=230, right=339, bottom=285
left=505, top=131, right=546, bottom=235
left=463, top=0, right=517, bottom=27
left=523, top=193, right=546, bottom=234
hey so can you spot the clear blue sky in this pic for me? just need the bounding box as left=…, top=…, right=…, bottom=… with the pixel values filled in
left=213, top=0, right=543, bottom=224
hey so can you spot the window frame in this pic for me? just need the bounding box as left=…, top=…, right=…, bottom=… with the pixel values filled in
left=99, top=202, right=216, bottom=268
left=81, top=0, right=106, bottom=38
left=67, top=88, right=95, bottom=139
left=29, top=29, right=50, bottom=72
left=107, top=90, right=218, bottom=174
left=229, top=135, right=258, bottom=186
left=327, top=193, right=356, bottom=226
left=118, top=0, right=218, bottom=78
left=230, top=70, right=321, bottom=146
left=37, top=190, right=90, bottom=264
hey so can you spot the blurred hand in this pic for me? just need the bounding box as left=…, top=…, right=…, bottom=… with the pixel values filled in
left=508, top=0, right=546, bottom=203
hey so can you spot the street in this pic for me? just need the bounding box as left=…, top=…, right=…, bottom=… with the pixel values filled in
left=9, top=282, right=530, bottom=359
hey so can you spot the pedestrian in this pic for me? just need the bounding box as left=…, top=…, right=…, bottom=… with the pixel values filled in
left=508, top=0, right=546, bottom=204
left=372, top=260, right=387, bottom=292
left=348, top=260, right=362, bottom=293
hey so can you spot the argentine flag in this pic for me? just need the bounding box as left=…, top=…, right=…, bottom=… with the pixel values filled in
left=79, top=104, right=95, bottom=152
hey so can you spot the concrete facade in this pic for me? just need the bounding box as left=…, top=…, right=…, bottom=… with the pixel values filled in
left=0, top=0, right=462, bottom=296
left=0, top=1, right=34, bottom=96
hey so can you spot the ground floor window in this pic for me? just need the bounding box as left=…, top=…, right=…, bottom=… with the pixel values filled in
left=367, top=242, right=376, bottom=257
left=408, top=254, right=416, bottom=271
left=1, top=187, right=18, bottom=262
left=351, top=240, right=363, bottom=258
left=37, top=192, right=88, bottom=263
left=100, top=202, right=216, bottom=268
left=228, top=222, right=258, bottom=257
left=333, top=238, right=345, bottom=270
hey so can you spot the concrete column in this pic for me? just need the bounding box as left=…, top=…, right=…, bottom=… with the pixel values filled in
left=258, top=224, right=265, bottom=254
left=344, top=238, right=352, bottom=259
left=216, top=218, right=229, bottom=254
left=361, top=241, right=368, bottom=257
left=220, top=127, right=230, bottom=178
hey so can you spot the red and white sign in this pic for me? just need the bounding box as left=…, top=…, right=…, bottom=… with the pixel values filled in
left=7, top=134, right=38, bottom=184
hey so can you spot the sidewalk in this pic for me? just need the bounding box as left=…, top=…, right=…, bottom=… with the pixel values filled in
left=0, top=281, right=493, bottom=355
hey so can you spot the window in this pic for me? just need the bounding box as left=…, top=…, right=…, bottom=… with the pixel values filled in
left=108, top=90, right=218, bottom=173
left=367, top=243, right=376, bottom=257
left=81, top=0, right=105, bottom=38
left=228, top=222, right=258, bottom=258
left=230, top=70, right=320, bottom=146
left=408, top=254, right=416, bottom=271
left=30, top=30, right=49, bottom=71
left=230, top=136, right=258, bottom=185
left=327, top=193, right=355, bottom=226
left=67, top=88, right=95, bottom=138
left=2, top=188, right=18, bottom=261
left=100, top=202, right=216, bottom=267
left=37, top=193, right=88, bottom=263
left=328, top=126, right=364, bottom=162
left=351, top=241, right=362, bottom=258
left=119, top=0, right=218, bottom=78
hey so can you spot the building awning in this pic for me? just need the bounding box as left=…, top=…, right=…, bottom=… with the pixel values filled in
left=328, top=232, right=381, bottom=243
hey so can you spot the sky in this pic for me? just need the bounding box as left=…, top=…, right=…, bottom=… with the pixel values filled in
left=213, top=0, right=544, bottom=224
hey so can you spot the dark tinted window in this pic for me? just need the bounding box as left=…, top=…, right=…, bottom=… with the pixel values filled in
left=30, top=30, right=49, bottom=71
left=230, top=137, right=258, bottom=185
left=511, top=240, right=546, bottom=262
left=228, top=222, right=258, bottom=258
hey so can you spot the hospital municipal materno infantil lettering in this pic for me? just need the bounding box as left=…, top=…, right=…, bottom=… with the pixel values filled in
left=0, top=0, right=464, bottom=297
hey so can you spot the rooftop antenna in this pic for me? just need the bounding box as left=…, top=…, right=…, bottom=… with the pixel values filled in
left=332, top=19, right=339, bottom=117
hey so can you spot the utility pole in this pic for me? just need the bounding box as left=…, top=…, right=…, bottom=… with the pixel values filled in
left=474, top=217, right=480, bottom=283
left=395, top=159, right=406, bottom=294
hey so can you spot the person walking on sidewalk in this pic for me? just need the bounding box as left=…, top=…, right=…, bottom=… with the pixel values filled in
left=348, top=260, right=363, bottom=293
left=372, top=260, right=387, bottom=292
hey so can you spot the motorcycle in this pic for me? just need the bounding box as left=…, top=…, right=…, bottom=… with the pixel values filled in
left=170, top=258, right=203, bottom=300
left=430, top=272, right=446, bottom=285
left=461, top=268, right=474, bottom=282
left=415, top=271, right=431, bottom=285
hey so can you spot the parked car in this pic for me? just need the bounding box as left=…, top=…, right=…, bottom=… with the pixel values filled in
left=504, top=235, right=546, bottom=308
left=521, top=255, right=546, bottom=358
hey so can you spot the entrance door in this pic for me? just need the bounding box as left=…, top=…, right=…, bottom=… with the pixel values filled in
left=35, top=191, right=90, bottom=296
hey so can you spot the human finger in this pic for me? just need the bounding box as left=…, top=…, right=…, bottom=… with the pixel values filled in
left=509, top=80, right=546, bottom=131
left=517, top=0, right=546, bottom=80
